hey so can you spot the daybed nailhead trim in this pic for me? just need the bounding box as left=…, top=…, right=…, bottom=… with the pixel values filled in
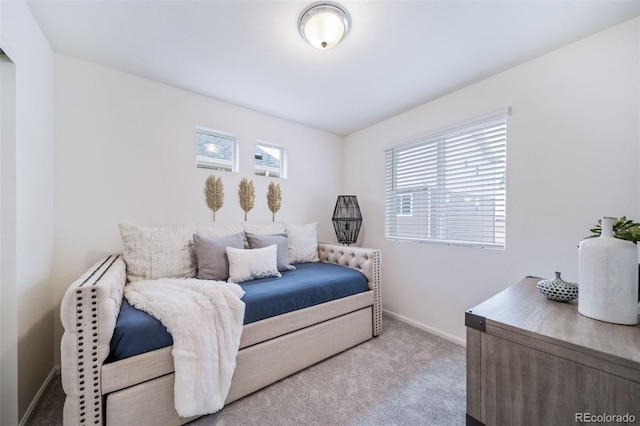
left=372, top=249, right=381, bottom=336
left=73, top=254, right=120, bottom=426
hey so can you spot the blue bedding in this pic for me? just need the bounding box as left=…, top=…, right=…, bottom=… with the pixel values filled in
left=107, top=262, right=369, bottom=362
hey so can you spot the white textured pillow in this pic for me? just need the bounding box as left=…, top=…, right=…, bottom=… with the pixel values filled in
left=285, top=222, right=319, bottom=263
left=119, top=223, right=245, bottom=282
left=226, top=245, right=281, bottom=283
left=243, top=222, right=286, bottom=235
left=119, top=223, right=197, bottom=282
left=197, top=224, right=244, bottom=238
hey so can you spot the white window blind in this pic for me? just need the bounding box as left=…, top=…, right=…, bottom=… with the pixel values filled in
left=385, top=110, right=508, bottom=248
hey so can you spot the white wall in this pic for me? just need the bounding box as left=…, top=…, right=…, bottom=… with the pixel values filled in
left=0, top=35, right=18, bottom=426
left=52, top=54, right=344, bottom=363
left=344, top=17, right=640, bottom=344
left=0, top=1, right=55, bottom=423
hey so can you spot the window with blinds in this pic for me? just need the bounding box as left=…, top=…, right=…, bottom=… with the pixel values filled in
left=385, top=110, right=508, bottom=249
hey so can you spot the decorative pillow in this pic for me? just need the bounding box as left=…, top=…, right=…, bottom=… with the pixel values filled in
left=285, top=222, right=319, bottom=263
left=119, top=223, right=197, bottom=282
left=193, top=232, right=245, bottom=281
left=197, top=224, right=244, bottom=238
left=243, top=222, right=286, bottom=235
left=226, top=245, right=281, bottom=283
left=245, top=232, right=295, bottom=272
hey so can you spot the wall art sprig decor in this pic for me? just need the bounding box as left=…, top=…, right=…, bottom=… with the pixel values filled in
left=238, top=178, right=255, bottom=221
left=204, top=174, right=224, bottom=221
left=267, top=181, right=282, bottom=222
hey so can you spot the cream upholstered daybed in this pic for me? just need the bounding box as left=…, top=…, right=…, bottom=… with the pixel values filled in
left=60, top=223, right=381, bottom=426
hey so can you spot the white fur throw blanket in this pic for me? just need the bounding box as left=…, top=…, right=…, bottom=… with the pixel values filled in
left=125, top=278, right=245, bottom=417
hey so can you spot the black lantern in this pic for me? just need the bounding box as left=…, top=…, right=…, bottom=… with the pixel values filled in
left=332, top=195, right=362, bottom=245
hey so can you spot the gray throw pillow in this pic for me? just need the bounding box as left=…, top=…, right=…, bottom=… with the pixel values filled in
left=245, top=232, right=296, bottom=272
left=193, top=232, right=245, bottom=281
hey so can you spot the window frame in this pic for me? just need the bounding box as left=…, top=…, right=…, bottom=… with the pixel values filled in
left=195, top=126, right=239, bottom=172
left=254, top=140, right=287, bottom=179
left=384, top=109, right=509, bottom=249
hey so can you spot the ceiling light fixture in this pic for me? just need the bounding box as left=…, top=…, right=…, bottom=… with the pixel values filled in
left=298, top=2, right=351, bottom=50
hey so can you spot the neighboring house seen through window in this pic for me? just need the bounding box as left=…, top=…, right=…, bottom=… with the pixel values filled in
left=255, top=141, right=286, bottom=178
left=396, top=193, right=413, bottom=216
left=385, top=109, right=509, bottom=249
left=196, top=127, right=238, bottom=172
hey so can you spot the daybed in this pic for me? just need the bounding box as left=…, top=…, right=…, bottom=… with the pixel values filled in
left=60, top=223, right=381, bottom=426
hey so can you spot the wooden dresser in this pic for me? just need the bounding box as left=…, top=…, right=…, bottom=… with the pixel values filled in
left=465, top=277, right=640, bottom=426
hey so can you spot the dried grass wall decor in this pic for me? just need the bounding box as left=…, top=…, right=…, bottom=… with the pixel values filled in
left=238, top=178, right=255, bottom=221
left=267, top=182, right=282, bottom=222
left=204, top=174, right=224, bottom=221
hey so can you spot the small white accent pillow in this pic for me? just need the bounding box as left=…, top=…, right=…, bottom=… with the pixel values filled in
left=226, top=245, right=281, bottom=283
left=285, top=222, right=320, bottom=263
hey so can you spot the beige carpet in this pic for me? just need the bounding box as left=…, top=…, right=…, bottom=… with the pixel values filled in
left=27, top=315, right=466, bottom=426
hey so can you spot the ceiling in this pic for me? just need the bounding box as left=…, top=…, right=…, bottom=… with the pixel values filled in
left=27, top=0, right=640, bottom=136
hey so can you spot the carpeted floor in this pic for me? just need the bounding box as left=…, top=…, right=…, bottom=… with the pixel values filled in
left=27, top=315, right=466, bottom=426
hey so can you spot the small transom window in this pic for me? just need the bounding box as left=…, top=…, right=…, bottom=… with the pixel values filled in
left=254, top=141, right=286, bottom=178
left=196, top=127, right=238, bottom=172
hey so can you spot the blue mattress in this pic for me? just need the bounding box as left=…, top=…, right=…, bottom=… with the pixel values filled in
left=107, top=262, right=369, bottom=362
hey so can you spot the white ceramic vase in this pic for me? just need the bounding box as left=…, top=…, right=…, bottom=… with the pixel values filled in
left=578, top=217, right=638, bottom=325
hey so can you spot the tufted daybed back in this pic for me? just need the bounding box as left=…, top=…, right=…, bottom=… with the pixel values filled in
left=317, top=243, right=381, bottom=336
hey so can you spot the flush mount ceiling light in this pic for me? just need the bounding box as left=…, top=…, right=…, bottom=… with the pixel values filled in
left=298, top=2, right=351, bottom=50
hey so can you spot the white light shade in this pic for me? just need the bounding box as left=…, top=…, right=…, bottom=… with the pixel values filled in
left=299, top=3, right=351, bottom=50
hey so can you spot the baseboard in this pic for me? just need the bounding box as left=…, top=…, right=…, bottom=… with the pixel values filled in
left=383, top=309, right=466, bottom=347
left=19, top=366, right=60, bottom=426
